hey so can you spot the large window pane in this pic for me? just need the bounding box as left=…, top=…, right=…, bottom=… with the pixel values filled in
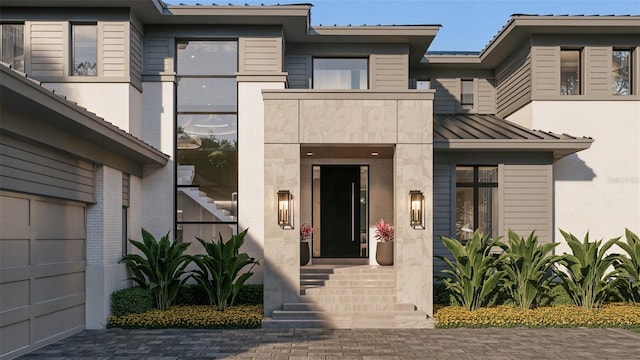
left=177, top=40, right=237, bottom=76
left=456, top=166, right=474, bottom=183
left=1, top=24, right=24, bottom=71
left=456, top=188, right=474, bottom=241
left=72, top=24, right=97, bottom=76
left=313, top=58, right=368, bottom=89
left=177, top=223, right=237, bottom=252
left=478, top=187, right=499, bottom=237
left=178, top=114, right=237, bottom=144
left=177, top=78, right=237, bottom=113
left=612, top=50, right=631, bottom=95
left=560, top=50, right=580, bottom=95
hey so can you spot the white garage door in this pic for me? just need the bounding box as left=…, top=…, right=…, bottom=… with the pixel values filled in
left=0, top=192, right=86, bottom=360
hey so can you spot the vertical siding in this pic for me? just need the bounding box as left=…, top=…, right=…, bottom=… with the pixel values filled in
left=285, top=54, right=311, bottom=89
left=371, top=54, right=408, bottom=90
left=143, top=37, right=172, bottom=75
left=531, top=46, right=559, bottom=98
left=239, top=37, right=282, bottom=73
left=99, top=22, right=126, bottom=77
left=501, top=164, right=553, bottom=245
left=586, top=46, right=610, bottom=95
left=477, top=78, right=496, bottom=114
left=29, top=21, right=66, bottom=77
left=432, top=78, right=458, bottom=114
left=496, top=41, right=532, bottom=117
left=433, top=164, right=452, bottom=276
left=129, top=23, right=143, bottom=84
left=0, top=136, right=95, bottom=203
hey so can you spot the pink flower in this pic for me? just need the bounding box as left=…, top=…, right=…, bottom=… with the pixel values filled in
left=375, top=219, right=394, bottom=242
left=300, top=223, right=314, bottom=241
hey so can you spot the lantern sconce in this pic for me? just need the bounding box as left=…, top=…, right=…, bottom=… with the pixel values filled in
left=410, top=190, right=425, bottom=229
left=277, top=190, right=293, bottom=229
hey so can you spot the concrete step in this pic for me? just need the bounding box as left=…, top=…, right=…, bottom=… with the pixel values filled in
left=300, top=273, right=331, bottom=280
left=282, top=302, right=416, bottom=312
left=300, top=279, right=326, bottom=286
left=303, top=286, right=394, bottom=295
left=300, top=293, right=398, bottom=304
left=262, top=313, right=434, bottom=329
left=322, top=279, right=394, bottom=287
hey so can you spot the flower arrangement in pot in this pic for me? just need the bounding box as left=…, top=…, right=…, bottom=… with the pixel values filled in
left=299, top=223, right=313, bottom=266
left=375, top=219, right=394, bottom=266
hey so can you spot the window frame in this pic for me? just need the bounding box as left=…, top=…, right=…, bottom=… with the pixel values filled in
left=312, top=57, right=369, bottom=90
left=71, top=23, right=98, bottom=77
left=460, top=79, right=474, bottom=111
left=455, top=165, right=499, bottom=241
left=0, top=23, right=25, bottom=71
left=560, top=48, right=582, bottom=96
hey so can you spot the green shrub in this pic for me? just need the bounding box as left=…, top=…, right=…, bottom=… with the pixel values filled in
left=615, top=229, right=640, bottom=303
left=110, top=287, right=154, bottom=317
left=501, top=230, right=560, bottom=309
left=189, top=229, right=260, bottom=311
left=175, top=284, right=208, bottom=305
left=106, top=305, right=263, bottom=329
left=235, top=284, right=263, bottom=305
left=120, top=228, right=192, bottom=310
left=555, top=230, right=621, bottom=310
left=436, top=231, right=506, bottom=311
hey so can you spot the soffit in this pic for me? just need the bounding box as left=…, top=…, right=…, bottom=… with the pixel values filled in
left=301, top=145, right=394, bottom=159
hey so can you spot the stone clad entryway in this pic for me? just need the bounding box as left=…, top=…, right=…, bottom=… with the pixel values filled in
left=262, top=265, right=433, bottom=328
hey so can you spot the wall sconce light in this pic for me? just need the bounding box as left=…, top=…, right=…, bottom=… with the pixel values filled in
left=277, top=190, right=293, bottom=229
left=410, top=190, right=425, bottom=229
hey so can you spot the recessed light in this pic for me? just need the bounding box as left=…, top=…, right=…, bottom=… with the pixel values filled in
left=306, top=152, right=314, bottom=156
left=371, top=152, right=379, bottom=156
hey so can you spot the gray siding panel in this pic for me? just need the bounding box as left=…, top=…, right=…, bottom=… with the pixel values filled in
left=130, top=23, right=143, bottom=84
left=433, top=78, right=458, bottom=114
left=0, top=136, right=95, bottom=203
left=587, top=46, right=610, bottom=95
left=496, top=41, right=532, bottom=117
left=122, top=173, right=130, bottom=207
left=371, top=54, right=408, bottom=90
left=433, top=164, right=452, bottom=276
left=239, top=37, right=282, bottom=73
left=29, top=21, right=65, bottom=77
left=143, top=37, right=172, bottom=75
left=531, top=46, right=558, bottom=98
left=501, top=164, right=553, bottom=245
left=477, top=78, right=496, bottom=114
left=285, top=54, right=310, bottom=89
left=100, top=23, right=126, bottom=77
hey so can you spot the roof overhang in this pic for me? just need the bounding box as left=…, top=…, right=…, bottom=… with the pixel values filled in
left=434, top=139, right=593, bottom=160
left=0, top=63, right=169, bottom=176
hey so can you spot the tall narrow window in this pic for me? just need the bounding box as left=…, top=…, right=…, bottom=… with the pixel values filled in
left=560, top=49, right=581, bottom=95
left=176, top=40, right=238, bottom=243
left=72, top=24, right=97, bottom=76
left=456, top=166, right=499, bottom=242
left=1, top=24, right=25, bottom=71
left=461, top=79, right=474, bottom=110
left=612, top=49, right=631, bottom=95
left=313, top=58, right=368, bottom=89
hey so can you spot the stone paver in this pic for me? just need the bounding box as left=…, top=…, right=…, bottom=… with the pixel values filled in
left=18, top=328, right=640, bottom=360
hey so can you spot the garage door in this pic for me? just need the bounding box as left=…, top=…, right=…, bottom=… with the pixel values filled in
left=0, top=192, right=86, bottom=360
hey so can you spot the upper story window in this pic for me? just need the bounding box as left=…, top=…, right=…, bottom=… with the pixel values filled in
left=612, top=49, right=631, bottom=95
left=72, top=24, right=97, bottom=76
left=1, top=24, right=25, bottom=71
left=313, top=58, right=368, bottom=89
left=456, top=166, right=498, bottom=242
left=461, top=79, right=474, bottom=110
left=560, top=49, right=581, bottom=95
left=416, top=79, right=431, bottom=89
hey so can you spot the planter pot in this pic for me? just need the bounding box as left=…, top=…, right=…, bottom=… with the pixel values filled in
left=376, top=241, right=393, bottom=266
left=300, top=241, right=310, bottom=266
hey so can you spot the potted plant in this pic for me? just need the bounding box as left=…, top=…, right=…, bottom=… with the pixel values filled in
left=375, top=219, right=394, bottom=266
left=300, top=223, right=313, bottom=266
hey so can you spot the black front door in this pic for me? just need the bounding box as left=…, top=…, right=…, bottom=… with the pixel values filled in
left=320, top=166, right=361, bottom=257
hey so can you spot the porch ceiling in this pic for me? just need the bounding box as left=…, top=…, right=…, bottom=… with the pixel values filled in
left=301, top=145, right=394, bottom=159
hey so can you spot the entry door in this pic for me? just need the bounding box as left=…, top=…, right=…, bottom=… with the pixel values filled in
left=320, top=166, right=361, bottom=257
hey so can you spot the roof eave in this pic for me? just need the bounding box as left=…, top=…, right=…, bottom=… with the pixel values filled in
left=434, top=138, right=593, bottom=160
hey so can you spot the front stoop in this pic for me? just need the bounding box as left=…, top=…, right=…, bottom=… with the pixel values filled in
left=262, top=265, right=434, bottom=329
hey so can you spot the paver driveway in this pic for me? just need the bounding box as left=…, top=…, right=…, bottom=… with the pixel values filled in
left=18, top=328, right=640, bottom=360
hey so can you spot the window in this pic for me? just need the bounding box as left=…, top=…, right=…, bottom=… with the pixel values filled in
left=612, top=49, right=631, bottom=95
left=176, top=40, right=238, bottom=240
left=1, top=24, right=24, bottom=71
left=72, top=24, right=97, bottom=76
left=416, top=79, right=431, bottom=90
left=560, top=49, right=581, bottom=95
left=456, top=166, right=499, bottom=241
left=313, top=58, right=368, bottom=89
left=461, top=79, right=474, bottom=110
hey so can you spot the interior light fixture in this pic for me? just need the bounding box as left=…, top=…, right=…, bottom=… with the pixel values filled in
left=410, top=190, right=425, bottom=229
left=277, top=190, right=293, bottom=229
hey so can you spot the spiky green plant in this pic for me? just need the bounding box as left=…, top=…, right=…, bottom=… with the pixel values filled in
left=436, top=231, right=506, bottom=311
left=190, top=229, right=260, bottom=311
left=120, top=229, right=192, bottom=310
left=615, top=229, right=640, bottom=303
left=555, top=230, right=621, bottom=310
left=501, top=230, right=560, bottom=309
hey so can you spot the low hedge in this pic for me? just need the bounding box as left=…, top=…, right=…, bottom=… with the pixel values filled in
left=107, top=305, right=263, bottom=329
left=110, top=287, right=154, bottom=317
left=435, top=303, right=640, bottom=329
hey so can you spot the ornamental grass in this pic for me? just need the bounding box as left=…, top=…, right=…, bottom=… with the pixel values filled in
left=435, top=303, right=640, bottom=329
left=107, top=305, right=263, bottom=329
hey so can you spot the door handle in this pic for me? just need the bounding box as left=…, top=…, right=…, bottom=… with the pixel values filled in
left=351, top=182, right=355, bottom=242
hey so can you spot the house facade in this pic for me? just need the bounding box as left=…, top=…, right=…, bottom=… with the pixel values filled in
left=0, top=0, right=638, bottom=357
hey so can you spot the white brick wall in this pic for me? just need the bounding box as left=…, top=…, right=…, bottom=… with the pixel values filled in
left=87, top=165, right=123, bottom=265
